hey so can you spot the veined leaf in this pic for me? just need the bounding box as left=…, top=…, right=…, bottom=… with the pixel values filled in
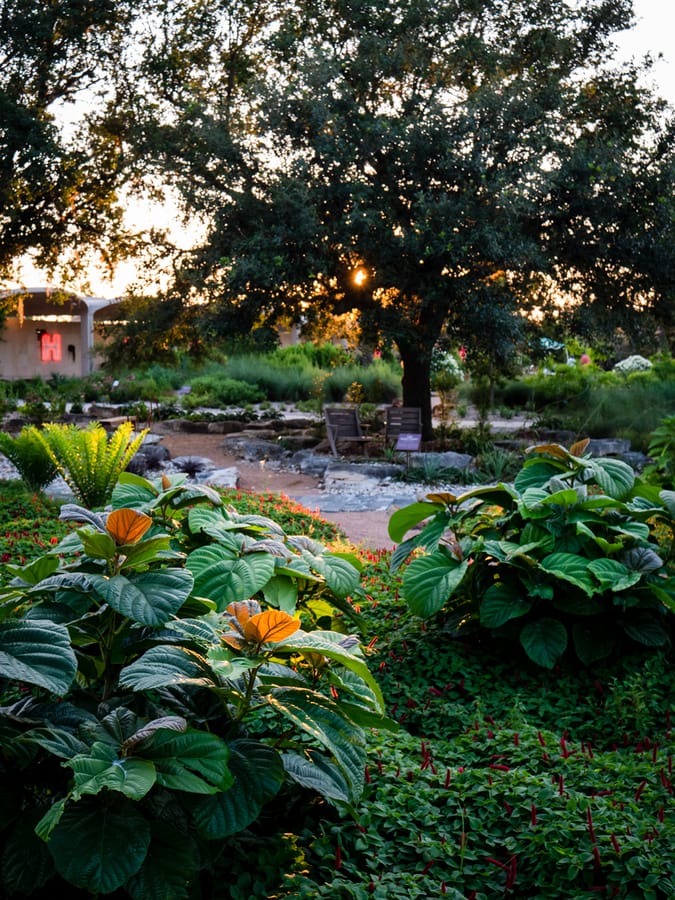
left=188, top=739, right=284, bottom=839
left=303, top=552, right=361, bottom=598
left=587, top=558, right=641, bottom=592
left=519, top=618, right=567, bottom=668
left=119, top=646, right=217, bottom=691
left=66, top=742, right=156, bottom=801
left=47, top=798, right=150, bottom=894
left=106, top=508, right=152, bottom=545
left=138, top=729, right=232, bottom=794
left=125, top=819, right=200, bottom=900
left=388, top=501, right=443, bottom=542
left=0, top=620, right=76, bottom=695
left=266, top=687, right=366, bottom=798
left=539, top=552, right=596, bottom=595
left=282, top=751, right=352, bottom=803
left=480, top=583, right=532, bottom=628
left=186, top=545, right=275, bottom=611
left=585, top=457, right=635, bottom=499
left=403, top=553, right=469, bottom=617
left=87, top=569, right=194, bottom=626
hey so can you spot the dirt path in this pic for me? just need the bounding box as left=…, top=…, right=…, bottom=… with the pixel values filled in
left=156, top=432, right=396, bottom=549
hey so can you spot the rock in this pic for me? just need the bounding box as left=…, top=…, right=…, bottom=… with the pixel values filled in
left=587, top=438, right=632, bottom=457
left=201, top=467, right=239, bottom=489
left=220, top=435, right=291, bottom=462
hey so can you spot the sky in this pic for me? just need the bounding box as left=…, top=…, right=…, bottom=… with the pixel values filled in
left=11, top=0, right=675, bottom=300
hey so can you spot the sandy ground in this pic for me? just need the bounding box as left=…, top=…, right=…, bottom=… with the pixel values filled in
left=157, top=432, right=396, bottom=550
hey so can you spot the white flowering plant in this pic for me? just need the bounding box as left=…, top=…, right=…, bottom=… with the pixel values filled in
left=613, top=354, right=653, bottom=374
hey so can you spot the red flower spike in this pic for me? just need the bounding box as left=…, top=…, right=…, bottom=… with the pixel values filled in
left=530, top=803, right=537, bottom=826
left=635, top=780, right=648, bottom=801
left=587, top=808, right=597, bottom=844
left=611, top=833, right=621, bottom=854
left=335, top=846, right=342, bottom=870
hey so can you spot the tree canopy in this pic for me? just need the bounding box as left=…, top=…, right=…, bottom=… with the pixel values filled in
left=0, top=0, right=136, bottom=283
left=3, top=0, right=674, bottom=433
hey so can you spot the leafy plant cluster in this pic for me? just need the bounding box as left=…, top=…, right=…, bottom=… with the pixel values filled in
left=390, top=439, right=675, bottom=668
left=0, top=471, right=390, bottom=897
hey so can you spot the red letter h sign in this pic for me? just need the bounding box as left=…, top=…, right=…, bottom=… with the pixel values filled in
left=41, top=333, right=62, bottom=362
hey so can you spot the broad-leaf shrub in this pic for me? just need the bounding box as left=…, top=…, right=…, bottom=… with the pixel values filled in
left=0, top=476, right=388, bottom=897
left=389, top=440, right=675, bottom=668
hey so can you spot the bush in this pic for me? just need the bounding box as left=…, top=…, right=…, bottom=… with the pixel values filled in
left=181, top=374, right=265, bottom=408
left=389, top=439, right=675, bottom=668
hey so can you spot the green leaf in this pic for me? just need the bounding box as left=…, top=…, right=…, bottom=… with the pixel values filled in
left=47, top=798, right=150, bottom=893
left=519, top=618, right=567, bottom=668
left=0, top=620, right=76, bottom=695
left=539, top=552, right=596, bottom=595
left=280, top=630, right=384, bottom=711
left=480, top=583, right=532, bottom=628
left=514, top=460, right=565, bottom=492
left=120, top=535, right=179, bottom=569
left=87, top=569, right=194, bottom=626
left=388, top=501, right=443, bottom=542
left=119, top=646, right=217, bottom=690
left=126, top=820, right=199, bottom=900
left=585, top=457, right=635, bottom=499
left=186, top=545, right=275, bottom=611
left=188, top=739, right=284, bottom=838
left=263, top=574, right=298, bottom=614
left=66, top=742, right=156, bottom=801
left=621, top=615, right=670, bottom=647
left=571, top=623, right=615, bottom=665
left=79, top=530, right=117, bottom=560
left=587, top=558, right=641, bottom=592
left=138, top=729, right=232, bottom=794
left=4, top=555, right=60, bottom=585
left=304, top=553, right=361, bottom=598
left=403, top=553, right=469, bottom=617
left=267, top=687, right=366, bottom=797
left=282, top=751, right=352, bottom=802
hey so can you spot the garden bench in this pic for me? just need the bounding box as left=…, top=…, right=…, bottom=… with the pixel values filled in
left=324, top=406, right=374, bottom=457
left=384, top=405, right=422, bottom=448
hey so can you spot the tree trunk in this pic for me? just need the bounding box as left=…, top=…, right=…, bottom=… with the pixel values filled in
left=398, top=342, right=434, bottom=440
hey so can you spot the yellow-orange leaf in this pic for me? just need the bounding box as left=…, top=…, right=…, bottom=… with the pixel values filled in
left=425, top=492, right=457, bottom=506
left=106, top=508, right=152, bottom=545
left=569, top=437, right=590, bottom=458
left=245, top=610, right=300, bottom=645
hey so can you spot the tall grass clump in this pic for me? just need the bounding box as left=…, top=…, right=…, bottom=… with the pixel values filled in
left=181, top=373, right=265, bottom=408
left=323, top=360, right=401, bottom=404
left=223, top=354, right=319, bottom=401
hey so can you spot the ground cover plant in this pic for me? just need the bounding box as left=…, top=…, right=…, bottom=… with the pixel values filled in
left=0, top=443, right=673, bottom=898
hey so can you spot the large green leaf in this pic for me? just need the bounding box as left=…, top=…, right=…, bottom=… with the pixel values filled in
left=480, top=583, right=532, bottom=628
left=4, top=555, right=60, bottom=586
left=66, top=741, right=156, bottom=800
left=138, top=729, right=232, bottom=794
left=119, top=645, right=217, bottom=690
left=188, top=739, right=284, bottom=838
left=585, top=457, right=635, bottom=499
left=0, top=620, right=76, bottom=695
left=514, top=460, right=565, bottom=492
left=126, top=820, right=199, bottom=900
left=186, top=545, right=275, bottom=610
left=282, top=751, right=352, bottom=802
left=572, top=622, right=615, bottom=665
left=403, top=553, right=469, bottom=617
left=587, top=558, right=641, bottom=593
left=48, top=797, right=151, bottom=894
left=304, top=553, right=361, bottom=598
left=519, top=618, right=567, bottom=668
left=1, top=811, right=56, bottom=895
left=388, top=501, right=443, bottom=542
left=539, top=552, right=596, bottom=595
left=280, top=630, right=384, bottom=711
left=87, top=569, right=194, bottom=626
left=621, top=614, right=670, bottom=646
left=266, top=687, right=366, bottom=797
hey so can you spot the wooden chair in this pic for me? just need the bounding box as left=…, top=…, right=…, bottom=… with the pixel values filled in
left=384, top=406, right=422, bottom=447
left=324, top=406, right=373, bottom=457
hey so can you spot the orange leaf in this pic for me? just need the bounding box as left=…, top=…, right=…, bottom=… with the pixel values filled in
left=569, top=437, right=590, bottom=458
left=245, top=610, right=300, bottom=645
left=106, top=508, right=152, bottom=545
left=425, top=492, right=457, bottom=506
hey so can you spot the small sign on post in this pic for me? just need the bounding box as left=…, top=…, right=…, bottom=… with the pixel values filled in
left=395, top=433, right=421, bottom=477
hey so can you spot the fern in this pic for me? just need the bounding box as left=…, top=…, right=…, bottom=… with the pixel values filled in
left=41, top=422, right=148, bottom=509
left=0, top=427, right=59, bottom=492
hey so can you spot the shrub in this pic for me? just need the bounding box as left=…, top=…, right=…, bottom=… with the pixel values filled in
left=0, top=426, right=59, bottom=492
left=389, top=439, right=675, bottom=668
left=0, top=473, right=388, bottom=897
left=40, top=421, right=148, bottom=509
left=181, top=374, right=265, bottom=408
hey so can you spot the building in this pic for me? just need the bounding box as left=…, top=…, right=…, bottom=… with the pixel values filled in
left=0, top=288, right=123, bottom=379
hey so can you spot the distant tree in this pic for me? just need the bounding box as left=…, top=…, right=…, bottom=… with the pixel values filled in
left=106, top=0, right=675, bottom=435
left=0, top=0, right=136, bottom=285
